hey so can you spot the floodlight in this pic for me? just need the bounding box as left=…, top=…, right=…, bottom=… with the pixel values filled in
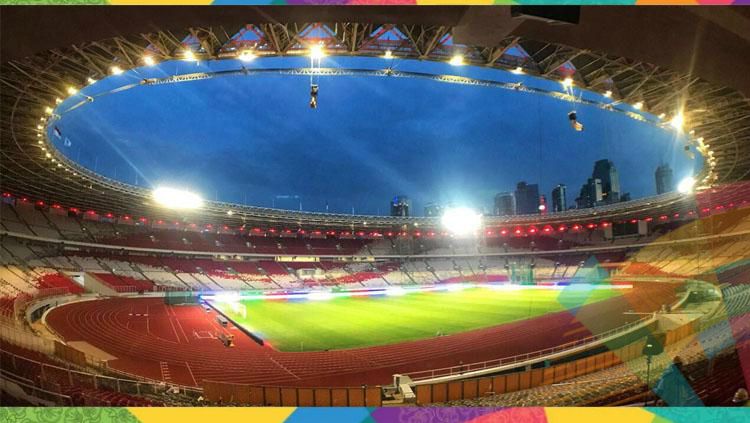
left=677, top=176, right=696, bottom=194
left=87, top=77, right=97, bottom=85
left=383, top=50, right=393, bottom=59
left=110, top=66, right=124, bottom=75
left=143, top=56, right=156, bottom=66
left=449, top=55, right=464, bottom=66
left=441, top=207, right=482, bottom=236
left=66, top=86, right=78, bottom=95
left=44, top=107, right=53, bottom=115
left=309, top=45, right=325, bottom=59
left=152, top=187, right=203, bottom=209
left=603, top=90, right=612, bottom=98
left=633, top=101, right=643, bottom=110
left=183, top=50, right=196, bottom=61
left=55, top=98, right=62, bottom=104
left=561, top=77, right=574, bottom=88
left=669, top=113, right=684, bottom=130
left=238, top=50, right=256, bottom=62
left=511, top=66, right=524, bottom=75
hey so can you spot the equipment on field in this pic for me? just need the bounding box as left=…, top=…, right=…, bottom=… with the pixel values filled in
left=218, top=332, right=234, bottom=348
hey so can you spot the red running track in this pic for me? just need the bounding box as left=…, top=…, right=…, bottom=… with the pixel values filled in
left=45, top=282, right=678, bottom=388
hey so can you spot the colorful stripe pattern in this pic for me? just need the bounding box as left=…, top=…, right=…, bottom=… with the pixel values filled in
left=1, top=407, right=749, bottom=422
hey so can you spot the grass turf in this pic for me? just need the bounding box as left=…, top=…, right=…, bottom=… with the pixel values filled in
left=209, top=285, right=623, bottom=352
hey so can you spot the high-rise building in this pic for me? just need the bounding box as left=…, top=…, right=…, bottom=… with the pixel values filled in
left=576, top=178, right=603, bottom=209
left=655, top=164, right=674, bottom=195
left=424, top=202, right=443, bottom=217
left=390, top=195, right=410, bottom=217
left=515, top=182, right=540, bottom=215
left=592, top=159, right=621, bottom=204
left=551, top=184, right=567, bottom=212
left=494, top=192, right=516, bottom=216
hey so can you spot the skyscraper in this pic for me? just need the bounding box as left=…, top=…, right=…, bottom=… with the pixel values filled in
left=576, top=178, right=603, bottom=209
left=390, top=195, right=410, bottom=217
left=515, top=182, right=540, bottom=215
left=655, top=164, right=674, bottom=195
left=551, top=184, right=567, bottom=212
left=592, top=159, right=621, bottom=204
left=494, top=192, right=516, bottom=216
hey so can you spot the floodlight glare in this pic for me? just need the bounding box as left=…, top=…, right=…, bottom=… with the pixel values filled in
left=87, top=77, right=97, bottom=85
left=183, top=50, right=196, bottom=61
left=441, top=207, right=482, bottom=236
left=110, top=66, right=124, bottom=75
left=633, top=101, right=644, bottom=110
left=238, top=50, right=256, bottom=62
left=603, top=90, right=612, bottom=98
left=152, top=187, right=203, bottom=209
left=449, top=55, right=464, bottom=66
left=561, top=77, right=574, bottom=88
left=44, top=107, right=53, bottom=115
left=383, top=50, right=393, bottom=59
left=143, top=56, right=156, bottom=66
left=66, top=86, right=78, bottom=95
left=309, top=45, right=325, bottom=59
left=677, top=176, right=696, bottom=194
left=511, top=66, right=524, bottom=75
left=670, top=113, right=684, bottom=130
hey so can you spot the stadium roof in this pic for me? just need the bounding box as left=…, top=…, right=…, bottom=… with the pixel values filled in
left=1, top=6, right=749, bottom=229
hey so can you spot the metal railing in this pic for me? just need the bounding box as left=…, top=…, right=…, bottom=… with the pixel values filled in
left=406, top=314, right=656, bottom=382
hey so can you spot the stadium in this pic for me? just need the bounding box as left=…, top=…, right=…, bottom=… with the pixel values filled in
left=1, top=6, right=750, bottom=410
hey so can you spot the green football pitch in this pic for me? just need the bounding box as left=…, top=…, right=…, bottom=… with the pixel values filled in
left=208, top=285, right=623, bottom=352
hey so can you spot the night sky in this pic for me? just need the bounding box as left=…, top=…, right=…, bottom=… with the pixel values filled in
left=51, top=56, right=697, bottom=216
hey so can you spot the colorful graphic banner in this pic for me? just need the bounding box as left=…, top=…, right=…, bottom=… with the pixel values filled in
left=2, top=407, right=750, bottom=423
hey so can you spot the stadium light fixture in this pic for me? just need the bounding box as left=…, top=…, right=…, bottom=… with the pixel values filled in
left=152, top=187, right=203, bottom=209
left=677, top=176, right=696, bottom=194
left=669, top=113, right=684, bottom=131
left=143, top=55, right=156, bottom=66
left=633, top=101, right=643, bottom=110
left=55, top=98, right=62, bottom=104
left=183, top=50, right=196, bottom=61
left=87, top=77, right=97, bottom=85
left=449, top=55, right=464, bottom=66
left=110, top=66, right=124, bottom=75
left=441, top=207, right=482, bottom=236
left=511, top=66, right=524, bottom=75
left=603, top=90, right=612, bottom=98
left=66, top=86, right=78, bottom=95
left=561, top=77, right=574, bottom=88
left=309, top=45, right=325, bottom=60
left=238, top=50, right=256, bottom=62
left=44, top=107, right=53, bottom=115
left=383, top=50, right=393, bottom=59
